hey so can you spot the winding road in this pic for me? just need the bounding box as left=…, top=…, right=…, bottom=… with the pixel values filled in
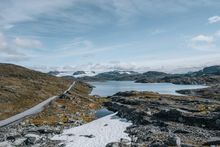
left=0, top=82, right=76, bottom=127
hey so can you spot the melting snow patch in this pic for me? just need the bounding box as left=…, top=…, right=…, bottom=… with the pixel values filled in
left=51, top=113, right=132, bottom=147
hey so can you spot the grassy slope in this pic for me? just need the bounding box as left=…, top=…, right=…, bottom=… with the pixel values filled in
left=29, top=81, right=108, bottom=126
left=0, top=63, right=73, bottom=120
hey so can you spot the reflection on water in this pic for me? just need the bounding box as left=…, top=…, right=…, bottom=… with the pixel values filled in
left=92, top=81, right=207, bottom=118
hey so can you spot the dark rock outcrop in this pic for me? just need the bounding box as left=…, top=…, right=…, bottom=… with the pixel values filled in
left=105, top=91, right=220, bottom=146
left=47, top=71, right=61, bottom=76
left=177, top=84, right=220, bottom=100
left=73, top=71, right=86, bottom=75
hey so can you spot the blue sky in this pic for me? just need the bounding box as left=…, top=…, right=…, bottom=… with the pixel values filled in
left=0, top=0, right=220, bottom=72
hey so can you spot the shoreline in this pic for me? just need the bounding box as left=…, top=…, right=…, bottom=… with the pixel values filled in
left=0, top=80, right=219, bottom=146
left=104, top=89, right=220, bottom=146
left=0, top=81, right=108, bottom=146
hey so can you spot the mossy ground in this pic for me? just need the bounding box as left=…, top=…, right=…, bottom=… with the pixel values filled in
left=0, top=64, right=73, bottom=120
left=27, top=82, right=108, bottom=126
left=116, top=91, right=220, bottom=116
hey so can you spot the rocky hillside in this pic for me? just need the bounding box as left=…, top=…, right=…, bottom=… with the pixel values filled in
left=136, top=65, right=220, bottom=85
left=105, top=91, right=220, bottom=146
left=193, top=65, right=220, bottom=76
left=177, top=84, right=220, bottom=100
left=0, top=63, right=74, bottom=120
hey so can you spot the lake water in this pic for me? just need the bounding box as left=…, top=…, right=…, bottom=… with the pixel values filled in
left=91, top=81, right=207, bottom=118
left=89, top=81, right=207, bottom=97
left=95, top=108, right=114, bottom=119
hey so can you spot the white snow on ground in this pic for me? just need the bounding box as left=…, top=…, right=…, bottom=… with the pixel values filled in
left=0, top=141, right=12, bottom=147
left=56, top=71, right=75, bottom=77
left=51, top=113, right=132, bottom=147
left=119, top=71, right=132, bottom=75
left=73, top=71, right=97, bottom=78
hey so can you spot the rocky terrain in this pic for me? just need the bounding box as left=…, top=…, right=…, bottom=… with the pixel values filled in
left=0, top=63, right=107, bottom=146
left=1, top=64, right=220, bottom=146
left=177, top=84, right=220, bottom=101
left=47, top=71, right=61, bottom=76
left=136, top=74, right=220, bottom=85
left=0, top=81, right=106, bottom=146
left=104, top=91, right=220, bottom=146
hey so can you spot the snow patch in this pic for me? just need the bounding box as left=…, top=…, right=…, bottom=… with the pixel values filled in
left=73, top=71, right=97, bottom=78
left=119, top=71, right=129, bottom=74
left=0, top=141, right=12, bottom=147
left=51, top=113, right=132, bottom=147
left=56, top=71, right=98, bottom=77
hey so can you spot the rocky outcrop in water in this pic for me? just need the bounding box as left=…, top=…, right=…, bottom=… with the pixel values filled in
left=177, top=84, right=220, bottom=101
left=105, top=91, right=220, bottom=146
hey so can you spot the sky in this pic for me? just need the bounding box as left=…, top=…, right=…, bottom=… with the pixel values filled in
left=0, top=0, right=220, bottom=73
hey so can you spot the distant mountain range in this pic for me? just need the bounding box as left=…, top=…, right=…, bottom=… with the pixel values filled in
left=48, top=65, right=220, bottom=85
left=48, top=70, right=97, bottom=77
left=48, top=70, right=140, bottom=79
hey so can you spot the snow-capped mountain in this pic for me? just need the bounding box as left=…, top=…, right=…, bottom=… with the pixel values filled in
left=48, top=70, right=98, bottom=77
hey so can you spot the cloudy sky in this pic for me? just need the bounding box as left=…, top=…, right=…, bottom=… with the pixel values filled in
left=0, top=0, right=220, bottom=72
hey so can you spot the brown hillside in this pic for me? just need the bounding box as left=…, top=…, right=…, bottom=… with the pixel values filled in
left=0, top=63, right=73, bottom=120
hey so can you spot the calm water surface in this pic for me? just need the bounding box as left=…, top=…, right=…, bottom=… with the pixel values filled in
left=92, top=81, right=207, bottom=118
left=89, top=81, right=207, bottom=97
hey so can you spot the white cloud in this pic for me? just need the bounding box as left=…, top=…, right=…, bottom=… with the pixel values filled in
left=2, top=55, right=29, bottom=62
left=191, top=35, right=214, bottom=43
left=150, top=29, right=167, bottom=35
left=0, top=33, right=7, bottom=49
left=1, top=0, right=219, bottom=30
left=208, top=16, right=220, bottom=24
left=0, top=33, right=41, bottom=62
left=0, top=0, right=76, bottom=28
left=1, top=0, right=220, bottom=67
left=31, top=53, right=220, bottom=73
left=53, top=38, right=136, bottom=58
left=14, top=37, right=42, bottom=48
left=189, top=35, right=216, bottom=51
left=215, top=30, right=220, bottom=37
left=0, top=33, right=20, bottom=55
left=3, top=24, right=14, bottom=30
